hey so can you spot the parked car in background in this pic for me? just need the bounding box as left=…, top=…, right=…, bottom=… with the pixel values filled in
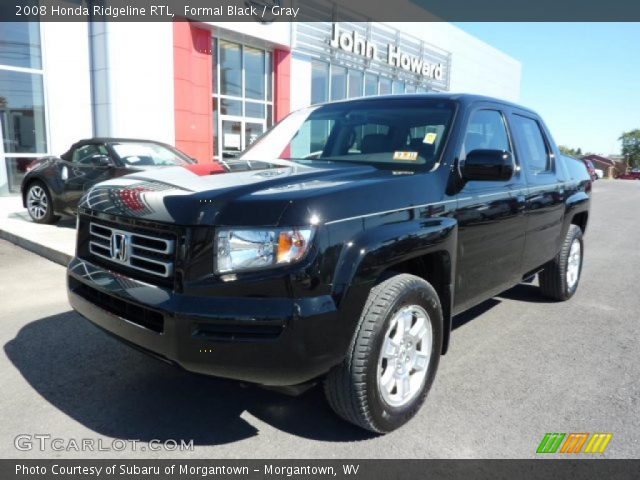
left=617, top=168, right=640, bottom=180
left=581, top=158, right=598, bottom=181
left=594, top=168, right=604, bottom=179
left=20, top=138, right=226, bottom=224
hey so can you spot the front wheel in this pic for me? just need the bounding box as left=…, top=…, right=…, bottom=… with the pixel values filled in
left=26, top=182, right=59, bottom=224
left=324, top=274, right=443, bottom=433
left=539, top=224, right=584, bottom=300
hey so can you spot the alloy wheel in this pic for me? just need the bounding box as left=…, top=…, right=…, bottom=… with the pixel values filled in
left=566, top=238, right=581, bottom=289
left=27, top=185, right=48, bottom=220
left=377, top=305, right=432, bottom=408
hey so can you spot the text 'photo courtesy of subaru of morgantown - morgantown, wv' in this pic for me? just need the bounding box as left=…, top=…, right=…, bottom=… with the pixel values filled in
left=66, top=94, right=591, bottom=433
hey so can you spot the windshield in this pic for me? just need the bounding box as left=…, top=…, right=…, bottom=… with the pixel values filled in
left=111, top=142, right=191, bottom=167
left=240, top=98, right=455, bottom=169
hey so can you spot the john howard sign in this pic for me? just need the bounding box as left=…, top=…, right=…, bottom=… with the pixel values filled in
left=330, top=24, right=445, bottom=81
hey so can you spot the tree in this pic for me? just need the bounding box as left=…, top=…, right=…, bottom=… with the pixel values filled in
left=619, top=129, right=640, bottom=169
left=558, top=145, right=583, bottom=157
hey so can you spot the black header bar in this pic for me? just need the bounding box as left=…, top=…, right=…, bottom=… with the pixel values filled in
left=2, top=0, right=640, bottom=22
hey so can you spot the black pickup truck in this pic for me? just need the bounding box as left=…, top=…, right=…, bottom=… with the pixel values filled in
left=67, top=94, right=591, bottom=433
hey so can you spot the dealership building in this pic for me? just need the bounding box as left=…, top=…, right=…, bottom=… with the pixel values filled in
left=0, top=15, right=521, bottom=195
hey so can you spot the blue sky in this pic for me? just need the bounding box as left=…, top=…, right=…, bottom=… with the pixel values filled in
left=454, top=23, right=640, bottom=155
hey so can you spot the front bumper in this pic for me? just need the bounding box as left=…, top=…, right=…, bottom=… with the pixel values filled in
left=67, top=257, right=343, bottom=386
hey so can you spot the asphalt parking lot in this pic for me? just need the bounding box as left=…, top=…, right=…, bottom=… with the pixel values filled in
left=0, top=180, right=638, bottom=459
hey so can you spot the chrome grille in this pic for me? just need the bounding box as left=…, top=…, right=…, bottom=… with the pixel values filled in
left=89, top=222, right=174, bottom=278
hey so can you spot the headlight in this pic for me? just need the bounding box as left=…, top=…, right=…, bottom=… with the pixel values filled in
left=216, top=227, right=313, bottom=273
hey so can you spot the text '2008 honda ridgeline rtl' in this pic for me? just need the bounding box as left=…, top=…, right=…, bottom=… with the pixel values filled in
left=68, top=94, right=591, bottom=432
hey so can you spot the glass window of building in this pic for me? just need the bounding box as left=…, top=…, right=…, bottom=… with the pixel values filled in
left=392, top=80, right=405, bottom=94
left=0, top=23, right=41, bottom=69
left=266, top=51, right=272, bottom=102
left=244, top=46, right=265, bottom=100
left=330, top=65, right=347, bottom=101
left=212, top=39, right=273, bottom=160
left=311, top=60, right=329, bottom=104
left=364, top=73, right=378, bottom=96
left=348, top=70, right=364, bottom=98
left=0, top=22, right=47, bottom=194
left=0, top=70, right=47, bottom=154
left=379, top=77, right=392, bottom=95
left=219, top=40, right=242, bottom=97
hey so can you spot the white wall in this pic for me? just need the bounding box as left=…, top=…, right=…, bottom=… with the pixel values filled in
left=206, top=22, right=291, bottom=49
left=91, top=22, right=175, bottom=144
left=41, top=22, right=93, bottom=156
left=388, top=22, right=522, bottom=102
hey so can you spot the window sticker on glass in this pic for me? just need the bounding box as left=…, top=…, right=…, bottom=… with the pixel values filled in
left=393, top=151, right=418, bottom=161
left=423, top=132, right=438, bottom=144
left=224, top=133, right=241, bottom=149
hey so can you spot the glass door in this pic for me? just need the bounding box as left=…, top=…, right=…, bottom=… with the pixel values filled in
left=219, top=115, right=265, bottom=159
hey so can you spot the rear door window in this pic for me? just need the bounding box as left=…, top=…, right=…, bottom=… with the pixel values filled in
left=511, top=114, right=551, bottom=173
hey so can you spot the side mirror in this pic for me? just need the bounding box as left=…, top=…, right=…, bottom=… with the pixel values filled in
left=90, top=154, right=112, bottom=167
left=462, top=149, right=514, bottom=182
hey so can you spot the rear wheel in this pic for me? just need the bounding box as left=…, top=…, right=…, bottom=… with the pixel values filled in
left=26, top=182, right=59, bottom=224
left=324, top=274, right=442, bottom=433
left=539, top=224, right=583, bottom=300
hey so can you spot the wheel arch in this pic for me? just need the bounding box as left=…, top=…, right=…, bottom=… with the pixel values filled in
left=21, top=175, right=46, bottom=207
left=22, top=175, right=60, bottom=213
left=331, top=216, right=457, bottom=357
left=571, top=210, right=588, bottom=234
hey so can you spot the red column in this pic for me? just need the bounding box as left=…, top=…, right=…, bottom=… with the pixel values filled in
left=274, top=49, right=291, bottom=122
left=173, top=21, right=213, bottom=163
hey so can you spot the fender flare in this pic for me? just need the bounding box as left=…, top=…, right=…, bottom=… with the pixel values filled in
left=329, top=216, right=458, bottom=356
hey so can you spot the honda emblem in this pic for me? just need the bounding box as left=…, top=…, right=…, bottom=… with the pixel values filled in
left=110, top=232, right=129, bottom=262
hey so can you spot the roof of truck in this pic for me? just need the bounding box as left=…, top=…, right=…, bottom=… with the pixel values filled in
left=322, top=93, right=538, bottom=116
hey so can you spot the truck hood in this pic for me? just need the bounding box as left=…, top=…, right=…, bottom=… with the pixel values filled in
left=79, top=162, right=427, bottom=226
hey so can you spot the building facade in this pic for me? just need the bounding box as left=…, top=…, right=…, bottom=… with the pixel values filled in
left=0, top=19, right=521, bottom=195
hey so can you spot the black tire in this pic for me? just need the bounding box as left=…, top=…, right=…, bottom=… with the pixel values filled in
left=539, top=224, right=583, bottom=301
left=324, top=274, right=443, bottom=433
left=25, top=181, right=59, bottom=224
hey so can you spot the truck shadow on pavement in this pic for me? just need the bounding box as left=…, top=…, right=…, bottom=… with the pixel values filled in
left=5, top=285, right=542, bottom=445
left=497, top=283, right=558, bottom=304
left=451, top=283, right=553, bottom=329
left=4, top=311, right=374, bottom=446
